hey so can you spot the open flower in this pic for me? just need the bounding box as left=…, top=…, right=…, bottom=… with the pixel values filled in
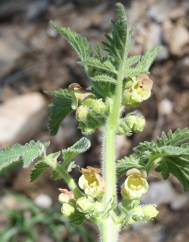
left=123, top=75, right=153, bottom=106
left=121, top=169, right=149, bottom=200
left=78, top=166, right=105, bottom=198
left=58, top=188, right=74, bottom=204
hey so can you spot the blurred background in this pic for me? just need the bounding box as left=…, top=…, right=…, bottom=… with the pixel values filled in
left=0, top=0, right=189, bottom=241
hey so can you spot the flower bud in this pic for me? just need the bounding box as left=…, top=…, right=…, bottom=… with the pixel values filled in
left=58, top=189, right=74, bottom=204
left=123, top=75, right=153, bottom=107
left=76, top=197, right=95, bottom=213
left=126, top=113, right=146, bottom=133
left=121, top=170, right=149, bottom=200
left=61, top=203, right=75, bottom=217
left=78, top=166, right=105, bottom=198
left=76, top=98, right=109, bottom=134
left=142, top=204, right=159, bottom=220
left=117, top=112, right=146, bottom=135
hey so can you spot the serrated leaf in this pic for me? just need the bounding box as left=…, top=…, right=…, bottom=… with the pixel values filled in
left=103, top=3, right=131, bottom=66
left=31, top=162, right=49, bottom=181
left=31, top=152, right=60, bottom=181
left=126, top=47, right=159, bottom=77
left=50, top=21, right=91, bottom=62
left=157, top=156, right=189, bottom=190
left=130, top=128, right=189, bottom=189
left=81, top=58, right=117, bottom=74
left=91, top=74, right=116, bottom=84
left=0, top=141, right=46, bottom=172
left=127, top=55, right=141, bottom=66
left=140, top=46, right=160, bottom=72
left=48, top=89, right=77, bottom=136
left=62, top=137, right=91, bottom=162
left=117, top=155, right=145, bottom=177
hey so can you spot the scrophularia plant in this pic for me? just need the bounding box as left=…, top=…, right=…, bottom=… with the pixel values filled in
left=1, top=3, right=189, bottom=242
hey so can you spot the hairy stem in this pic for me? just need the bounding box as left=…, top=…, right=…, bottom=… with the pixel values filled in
left=61, top=170, right=82, bottom=199
left=101, top=64, right=125, bottom=242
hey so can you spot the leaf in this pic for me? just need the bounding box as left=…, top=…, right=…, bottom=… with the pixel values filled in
left=140, top=46, right=160, bottom=72
left=131, top=128, right=189, bottom=189
left=103, top=3, right=131, bottom=66
left=48, top=89, right=77, bottom=136
left=126, top=47, right=160, bottom=77
left=91, top=74, right=116, bottom=84
left=117, top=155, right=145, bottom=177
left=127, top=55, right=141, bottom=66
left=0, top=141, right=46, bottom=172
left=63, top=137, right=91, bottom=162
left=157, top=128, right=189, bottom=146
left=50, top=21, right=91, bottom=62
left=81, top=57, right=117, bottom=74
left=157, top=156, right=189, bottom=190
left=31, top=162, right=49, bottom=181
left=31, top=152, right=60, bottom=181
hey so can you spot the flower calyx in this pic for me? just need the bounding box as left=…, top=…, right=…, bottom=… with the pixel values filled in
left=121, top=168, right=148, bottom=201
left=123, top=74, right=153, bottom=107
left=78, top=166, right=105, bottom=198
left=117, top=112, right=146, bottom=135
left=58, top=188, right=76, bottom=217
left=76, top=98, right=109, bottom=135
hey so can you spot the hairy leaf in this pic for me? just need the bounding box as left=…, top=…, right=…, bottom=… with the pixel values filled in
left=50, top=21, right=91, bottom=62
left=63, top=137, right=91, bottom=162
left=132, top=128, right=189, bottom=189
left=103, top=3, right=131, bottom=66
left=31, top=162, right=49, bottom=181
left=48, top=89, right=77, bottom=136
left=91, top=74, right=116, bottom=84
left=0, top=141, right=46, bottom=172
left=117, top=155, right=145, bottom=177
left=126, top=47, right=159, bottom=77
left=31, top=152, right=60, bottom=181
left=81, top=58, right=117, bottom=74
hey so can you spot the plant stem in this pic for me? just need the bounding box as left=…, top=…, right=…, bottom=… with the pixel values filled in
left=101, top=63, right=125, bottom=241
left=61, top=170, right=82, bottom=199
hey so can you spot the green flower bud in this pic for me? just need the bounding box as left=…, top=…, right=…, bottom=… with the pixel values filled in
left=58, top=189, right=74, bottom=204
left=121, top=170, right=149, bottom=200
left=78, top=166, right=105, bottom=198
left=142, top=204, right=159, bottom=220
left=127, top=204, right=159, bottom=224
left=76, top=197, right=95, bottom=213
left=61, top=203, right=75, bottom=217
left=126, top=112, right=146, bottom=133
left=123, top=75, right=153, bottom=107
left=76, top=98, right=109, bottom=134
left=117, top=112, right=146, bottom=135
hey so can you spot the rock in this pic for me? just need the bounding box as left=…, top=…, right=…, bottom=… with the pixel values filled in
left=0, top=30, right=29, bottom=78
left=174, top=57, right=189, bottom=89
left=144, top=23, right=162, bottom=50
left=148, top=0, right=177, bottom=23
left=163, top=21, right=189, bottom=56
left=26, top=0, right=49, bottom=21
left=34, top=194, right=52, bottom=208
left=171, top=194, right=189, bottom=210
left=0, top=93, right=47, bottom=147
left=158, top=99, right=173, bottom=115
left=142, top=181, right=177, bottom=205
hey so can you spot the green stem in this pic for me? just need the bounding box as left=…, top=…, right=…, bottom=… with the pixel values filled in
left=61, top=170, right=82, bottom=199
left=101, top=64, right=125, bottom=241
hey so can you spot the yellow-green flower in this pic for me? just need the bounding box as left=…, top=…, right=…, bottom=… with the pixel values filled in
left=78, top=166, right=105, bottom=198
left=58, top=188, right=74, bottom=204
left=123, top=75, right=153, bottom=106
left=142, top=204, right=159, bottom=219
left=121, top=170, right=149, bottom=200
left=61, top=203, right=75, bottom=217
